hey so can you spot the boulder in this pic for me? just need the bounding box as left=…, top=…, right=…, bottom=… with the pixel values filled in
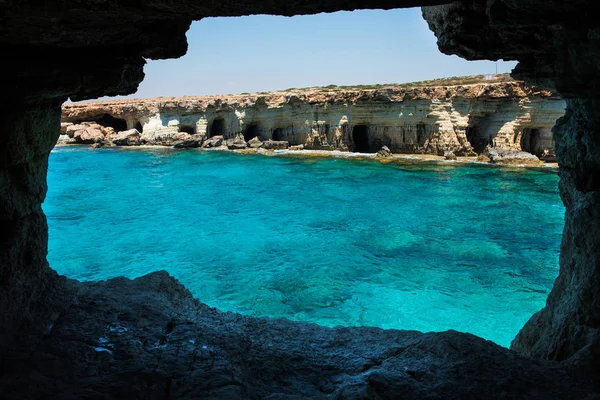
left=226, top=134, right=248, bottom=150
left=444, top=150, right=457, bottom=160
left=289, top=144, right=304, bottom=151
left=140, top=131, right=175, bottom=146
left=173, top=133, right=203, bottom=148
left=60, top=122, right=73, bottom=135
left=112, top=129, right=141, bottom=146
left=487, top=147, right=543, bottom=165
left=68, top=123, right=105, bottom=144
left=202, top=135, right=224, bottom=148
left=247, top=136, right=263, bottom=149
left=262, top=140, right=289, bottom=150
left=227, top=141, right=247, bottom=150
left=539, top=149, right=558, bottom=163
left=376, top=146, right=392, bottom=157
left=57, top=134, right=76, bottom=145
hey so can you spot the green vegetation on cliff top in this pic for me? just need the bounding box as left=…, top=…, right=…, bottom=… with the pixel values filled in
left=282, top=73, right=514, bottom=93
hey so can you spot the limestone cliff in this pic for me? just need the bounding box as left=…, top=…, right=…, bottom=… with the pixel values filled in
left=61, top=78, right=565, bottom=160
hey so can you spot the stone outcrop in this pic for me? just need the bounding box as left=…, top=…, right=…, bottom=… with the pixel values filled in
left=486, top=147, right=542, bottom=165
left=111, top=129, right=141, bottom=146
left=61, top=79, right=565, bottom=159
left=421, top=0, right=600, bottom=370
left=1, top=271, right=594, bottom=400
left=3, top=0, right=600, bottom=398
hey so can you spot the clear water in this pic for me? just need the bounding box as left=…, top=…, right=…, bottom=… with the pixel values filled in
left=44, top=147, right=564, bottom=347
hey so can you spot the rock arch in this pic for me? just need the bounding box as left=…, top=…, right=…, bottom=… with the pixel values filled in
left=2, top=0, right=600, bottom=397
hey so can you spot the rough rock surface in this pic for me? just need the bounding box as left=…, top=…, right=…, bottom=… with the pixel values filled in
left=226, top=134, right=248, bottom=150
left=112, top=129, right=141, bottom=146
left=421, top=0, right=600, bottom=369
left=62, top=80, right=565, bottom=158
left=376, top=146, right=392, bottom=157
left=261, top=140, right=289, bottom=150
left=202, top=136, right=224, bottom=148
left=0, top=271, right=595, bottom=400
left=247, top=136, right=263, bottom=148
left=172, top=132, right=203, bottom=148
left=65, top=122, right=108, bottom=144
left=487, top=147, right=542, bottom=165
left=443, top=150, right=457, bottom=160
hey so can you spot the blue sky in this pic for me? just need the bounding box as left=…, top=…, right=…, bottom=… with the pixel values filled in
left=112, top=8, right=517, bottom=99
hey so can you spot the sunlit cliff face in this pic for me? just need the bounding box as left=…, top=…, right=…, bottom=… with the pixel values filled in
left=1, top=0, right=600, bottom=398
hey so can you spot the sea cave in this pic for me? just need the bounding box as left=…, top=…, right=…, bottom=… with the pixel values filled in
left=1, top=0, right=600, bottom=398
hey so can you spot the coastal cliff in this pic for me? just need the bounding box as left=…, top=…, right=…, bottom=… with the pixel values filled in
left=61, top=76, right=566, bottom=162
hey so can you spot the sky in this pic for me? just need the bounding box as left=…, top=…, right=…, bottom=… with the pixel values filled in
left=104, top=8, right=517, bottom=99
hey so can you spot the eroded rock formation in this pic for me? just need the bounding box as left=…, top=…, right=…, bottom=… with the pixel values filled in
left=1, top=271, right=595, bottom=399
left=422, top=0, right=600, bottom=373
left=2, top=0, right=600, bottom=397
left=62, top=80, right=565, bottom=160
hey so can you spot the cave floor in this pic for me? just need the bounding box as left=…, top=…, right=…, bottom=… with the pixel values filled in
left=0, top=271, right=594, bottom=399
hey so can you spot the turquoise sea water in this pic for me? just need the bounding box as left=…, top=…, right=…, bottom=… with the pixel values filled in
left=44, top=147, right=564, bottom=347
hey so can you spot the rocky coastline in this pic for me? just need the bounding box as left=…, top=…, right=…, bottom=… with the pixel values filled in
left=60, top=76, right=566, bottom=166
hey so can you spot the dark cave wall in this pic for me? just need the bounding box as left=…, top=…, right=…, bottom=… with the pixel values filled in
left=423, top=0, right=600, bottom=364
left=0, top=102, right=68, bottom=350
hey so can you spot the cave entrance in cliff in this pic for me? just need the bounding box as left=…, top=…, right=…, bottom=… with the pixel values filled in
left=352, top=125, right=370, bottom=153
left=96, top=114, right=128, bottom=132
left=465, top=118, right=489, bottom=153
left=244, top=124, right=260, bottom=142
left=272, top=128, right=284, bottom=141
left=466, top=126, right=488, bottom=153
left=134, top=121, right=144, bottom=133
left=416, top=124, right=427, bottom=147
left=209, top=118, right=225, bottom=137
left=180, top=125, right=195, bottom=135
left=521, top=128, right=541, bottom=156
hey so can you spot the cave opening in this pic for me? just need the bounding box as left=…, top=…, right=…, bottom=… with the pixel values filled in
left=244, top=123, right=260, bottom=142
left=209, top=118, right=225, bottom=137
left=180, top=125, right=195, bottom=135
left=521, top=128, right=541, bottom=155
left=134, top=121, right=144, bottom=133
left=272, top=128, right=284, bottom=141
left=466, top=126, right=489, bottom=153
left=96, top=114, right=128, bottom=132
left=416, top=124, right=427, bottom=147
left=352, top=125, right=370, bottom=153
